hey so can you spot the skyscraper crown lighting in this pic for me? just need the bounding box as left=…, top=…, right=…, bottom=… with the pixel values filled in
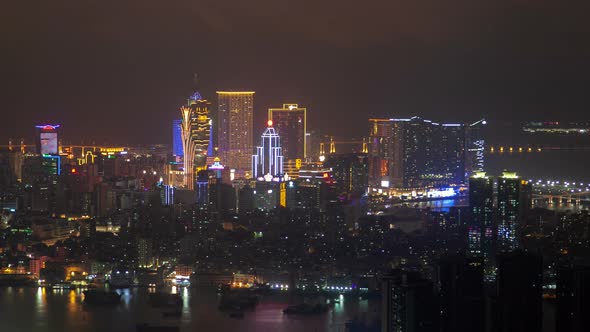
left=252, top=121, right=284, bottom=179
left=180, top=91, right=211, bottom=189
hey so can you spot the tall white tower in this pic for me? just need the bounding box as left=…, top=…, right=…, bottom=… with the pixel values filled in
left=252, top=120, right=284, bottom=179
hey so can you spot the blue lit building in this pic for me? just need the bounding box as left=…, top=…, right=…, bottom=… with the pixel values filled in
left=41, top=154, right=61, bottom=175
left=172, top=119, right=183, bottom=157
left=196, top=170, right=209, bottom=207
left=160, top=184, right=175, bottom=206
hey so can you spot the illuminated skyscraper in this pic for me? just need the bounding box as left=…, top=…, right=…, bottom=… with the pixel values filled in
left=468, top=172, right=495, bottom=279
left=180, top=91, right=211, bottom=189
left=324, top=153, right=368, bottom=196
left=497, top=172, right=524, bottom=252
left=172, top=119, right=183, bottom=157
left=466, top=119, right=486, bottom=175
left=35, top=124, right=60, bottom=155
left=368, top=119, right=395, bottom=188
left=252, top=120, right=284, bottom=179
left=268, top=104, right=306, bottom=161
left=368, top=117, right=466, bottom=189
left=217, top=91, right=255, bottom=176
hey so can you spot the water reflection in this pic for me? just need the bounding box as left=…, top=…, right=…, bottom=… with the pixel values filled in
left=182, top=287, right=189, bottom=310
left=358, top=298, right=368, bottom=313
left=67, top=290, right=77, bottom=314
left=1, top=287, right=380, bottom=332
left=534, top=199, right=590, bottom=212
left=333, top=294, right=344, bottom=314
left=117, top=288, right=132, bottom=308
left=410, top=197, right=588, bottom=214
left=35, top=287, right=47, bottom=319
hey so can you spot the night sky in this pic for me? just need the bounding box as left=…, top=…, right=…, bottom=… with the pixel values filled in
left=2, top=0, right=589, bottom=145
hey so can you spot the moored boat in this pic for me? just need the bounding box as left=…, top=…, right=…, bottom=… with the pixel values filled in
left=218, top=293, right=258, bottom=311
left=83, top=290, right=121, bottom=305
left=149, top=293, right=182, bottom=308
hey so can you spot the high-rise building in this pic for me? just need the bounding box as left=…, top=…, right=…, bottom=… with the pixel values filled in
left=381, top=270, right=438, bottom=332
left=497, top=172, right=524, bottom=252
left=35, top=124, right=60, bottom=155
left=195, top=160, right=235, bottom=222
left=41, top=154, right=61, bottom=176
left=468, top=172, right=495, bottom=279
left=137, top=237, right=154, bottom=268
left=368, top=117, right=467, bottom=190
left=160, top=184, right=175, bottom=206
left=368, top=119, right=395, bottom=189
left=22, top=155, right=60, bottom=213
left=172, top=119, right=183, bottom=157
left=180, top=91, right=211, bottom=189
left=286, top=179, right=324, bottom=211
left=268, top=104, right=306, bottom=161
left=254, top=180, right=284, bottom=211
left=323, top=153, right=368, bottom=196
left=252, top=120, right=284, bottom=179
left=438, top=124, right=466, bottom=184
left=496, top=251, right=542, bottom=332
left=217, top=91, right=255, bottom=176
left=465, top=119, right=486, bottom=175
left=438, top=255, right=485, bottom=332
left=249, top=121, right=287, bottom=210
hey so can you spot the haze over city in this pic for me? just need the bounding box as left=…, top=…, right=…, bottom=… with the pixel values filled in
left=2, top=0, right=590, bottom=144
left=1, top=1, right=590, bottom=332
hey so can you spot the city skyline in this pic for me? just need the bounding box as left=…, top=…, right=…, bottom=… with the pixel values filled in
left=1, top=2, right=590, bottom=332
left=1, top=89, right=589, bottom=332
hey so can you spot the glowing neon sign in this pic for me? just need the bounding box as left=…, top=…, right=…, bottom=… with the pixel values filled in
left=35, top=124, right=60, bottom=131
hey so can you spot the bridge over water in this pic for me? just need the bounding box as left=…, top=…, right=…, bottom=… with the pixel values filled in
left=531, top=179, right=590, bottom=206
